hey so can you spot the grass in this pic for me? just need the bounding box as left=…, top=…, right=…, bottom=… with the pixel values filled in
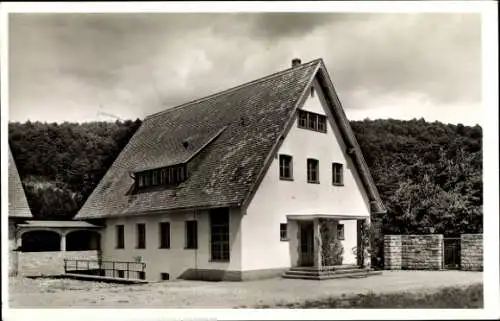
left=257, top=283, right=483, bottom=309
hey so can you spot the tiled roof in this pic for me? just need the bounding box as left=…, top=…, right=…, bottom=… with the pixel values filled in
left=8, top=148, right=33, bottom=218
left=76, top=58, right=385, bottom=219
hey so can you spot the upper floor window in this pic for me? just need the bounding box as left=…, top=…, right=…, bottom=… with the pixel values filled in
left=332, top=163, right=344, bottom=186
left=310, top=86, right=315, bottom=98
left=297, top=110, right=327, bottom=133
left=307, top=159, right=319, bottom=183
left=135, top=165, right=187, bottom=189
left=279, top=155, right=293, bottom=180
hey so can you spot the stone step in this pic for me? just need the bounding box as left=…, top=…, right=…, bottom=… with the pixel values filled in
left=289, top=265, right=360, bottom=272
left=284, top=268, right=372, bottom=277
left=282, top=270, right=382, bottom=280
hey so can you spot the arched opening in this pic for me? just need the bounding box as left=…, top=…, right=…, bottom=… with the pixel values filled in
left=22, top=230, right=61, bottom=252
left=66, top=230, right=101, bottom=251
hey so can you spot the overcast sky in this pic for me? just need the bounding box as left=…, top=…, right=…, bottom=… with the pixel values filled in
left=8, top=12, right=482, bottom=125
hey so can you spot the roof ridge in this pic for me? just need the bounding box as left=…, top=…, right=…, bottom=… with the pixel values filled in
left=145, top=58, right=323, bottom=121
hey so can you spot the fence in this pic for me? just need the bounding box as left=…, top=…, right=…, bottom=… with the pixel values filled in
left=384, top=234, right=482, bottom=271
left=64, top=259, right=147, bottom=280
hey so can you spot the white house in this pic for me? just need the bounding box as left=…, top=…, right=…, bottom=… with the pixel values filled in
left=75, top=58, right=386, bottom=281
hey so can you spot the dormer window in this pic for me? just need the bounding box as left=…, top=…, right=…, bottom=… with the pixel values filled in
left=135, top=164, right=187, bottom=189
left=297, top=110, right=327, bottom=133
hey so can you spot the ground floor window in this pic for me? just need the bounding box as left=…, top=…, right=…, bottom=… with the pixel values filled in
left=337, top=224, right=345, bottom=240
left=159, top=222, right=170, bottom=249
left=210, top=208, right=230, bottom=262
left=185, top=220, right=198, bottom=249
left=280, top=223, right=288, bottom=241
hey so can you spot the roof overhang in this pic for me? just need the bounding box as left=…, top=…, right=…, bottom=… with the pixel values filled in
left=17, top=220, right=103, bottom=229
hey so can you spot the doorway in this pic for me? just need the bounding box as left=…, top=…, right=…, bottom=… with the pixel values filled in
left=299, top=221, right=314, bottom=266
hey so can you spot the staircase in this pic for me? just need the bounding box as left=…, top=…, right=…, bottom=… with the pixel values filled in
left=282, top=265, right=382, bottom=280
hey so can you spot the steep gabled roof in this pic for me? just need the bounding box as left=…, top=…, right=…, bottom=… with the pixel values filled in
left=8, top=148, right=33, bottom=218
left=76, top=58, right=385, bottom=220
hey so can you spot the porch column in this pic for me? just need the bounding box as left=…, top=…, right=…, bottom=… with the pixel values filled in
left=60, top=232, right=66, bottom=252
left=357, top=218, right=371, bottom=268
left=313, top=218, right=323, bottom=269
left=16, top=230, right=23, bottom=250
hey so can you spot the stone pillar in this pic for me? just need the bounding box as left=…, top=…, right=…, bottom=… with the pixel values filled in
left=9, top=223, right=19, bottom=277
left=362, top=218, right=371, bottom=268
left=313, top=218, right=322, bottom=270
left=460, top=234, right=483, bottom=271
left=384, top=235, right=402, bottom=269
left=60, top=232, right=66, bottom=252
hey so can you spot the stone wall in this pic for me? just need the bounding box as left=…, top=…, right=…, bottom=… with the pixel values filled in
left=384, top=235, right=402, bottom=269
left=401, top=235, right=443, bottom=270
left=17, top=250, right=99, bottom=276
left=384, top=235, right=443, bottom=270
left=461, top=234, right=483, bottom=271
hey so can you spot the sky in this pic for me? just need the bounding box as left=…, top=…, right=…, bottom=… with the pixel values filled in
left=8, top=12, right=483, bottom=125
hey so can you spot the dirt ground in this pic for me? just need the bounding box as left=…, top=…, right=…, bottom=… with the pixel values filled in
left=8, top=270, right=483, bottom=308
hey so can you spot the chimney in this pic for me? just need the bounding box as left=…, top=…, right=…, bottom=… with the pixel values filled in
left=292, top=58, right=301, bottom=67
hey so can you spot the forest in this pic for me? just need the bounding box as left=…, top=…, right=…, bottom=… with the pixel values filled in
left=9, top=118, right=482, bottom=240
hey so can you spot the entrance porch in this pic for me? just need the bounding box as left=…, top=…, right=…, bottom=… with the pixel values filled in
left=283, top=215, right=381, bottom=280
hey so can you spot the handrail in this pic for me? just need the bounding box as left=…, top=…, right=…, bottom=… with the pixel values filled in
left=63, top=259, right=146, bottom=280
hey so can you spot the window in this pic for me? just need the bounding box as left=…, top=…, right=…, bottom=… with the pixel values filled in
left=117, top=270, right=125, bottom=278
left=138, top=271, right=146, bottom=280
left=160, top=169, right=167, bottom=185
left=185, top=220, right=198, bottom=249
left=332, top=163, right=344, bottom=186
left=337, top=224, right=345, bottom=240
left=279, top=155, right=293, bottom=180
left=210, top=208, right=230, bottom=262
left=138, top=175, right=145, bottom=188
left=152, top=171, right=158, bottom=185
left=159, top=222, right=170, bottom=249
left=310, top=86, right=315, bottom=97
left=135, top=165, right=187, bottom=189
left=317, top=115, right=327, bottom=132
left=298, top=110, right=307, bottom=128
left=297, top=110, right=327, bottom=133
left=136, top=223, right=146, bottom=249
left=280, top=223, right=288, bottom=241
left=116, top=225, right=125, bottom=249
left=160, top=272, right=170, bottom=281
left=307, top=159, right=319, bottom=183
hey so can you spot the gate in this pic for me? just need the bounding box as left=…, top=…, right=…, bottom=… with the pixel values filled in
left=443, top=238, right=461, bottom=269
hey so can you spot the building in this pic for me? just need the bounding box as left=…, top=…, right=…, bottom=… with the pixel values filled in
left=8, top=148, right=33, bottom=276
left=8, top=147, right=101, bottom=277
left=75, top=58, right=386, bottom=281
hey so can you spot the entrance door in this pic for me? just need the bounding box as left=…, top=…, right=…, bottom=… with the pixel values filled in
left=299, top=221, right=314, bottom=266
left=444, top=238, right=461, bottom=269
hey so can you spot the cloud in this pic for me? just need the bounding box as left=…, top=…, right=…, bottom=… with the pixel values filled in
left=8, top=12, right=482, bottom=125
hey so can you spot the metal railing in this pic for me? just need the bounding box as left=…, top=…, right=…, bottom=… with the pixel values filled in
left=63, top=259, right=146, bottom=280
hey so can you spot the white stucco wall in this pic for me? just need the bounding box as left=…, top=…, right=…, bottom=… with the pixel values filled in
left=339, top=220, right=358, bottom=265
left=100, top=208, right=242, bottom=281
left=242, top=78, right=371, bottom=271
